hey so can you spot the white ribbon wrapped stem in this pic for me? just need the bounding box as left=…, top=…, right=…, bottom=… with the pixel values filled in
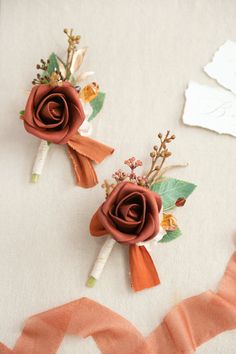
left=31, top=140, right=50, bottom=183
left=87, top=237, right=116, bottom=287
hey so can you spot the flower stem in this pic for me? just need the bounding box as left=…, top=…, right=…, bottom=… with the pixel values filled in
left=31, top=174, right=40, bottom=183
left=86, top=237, right=116, bottom=287
left=86, top=276, right=97, bottom=288
left=31, top=140, right=50, bottom=183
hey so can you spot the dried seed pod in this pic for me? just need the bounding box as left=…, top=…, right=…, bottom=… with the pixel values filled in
left=165, top=151, right=172, bottom=157
left=160, top=151, right=165, bottom=157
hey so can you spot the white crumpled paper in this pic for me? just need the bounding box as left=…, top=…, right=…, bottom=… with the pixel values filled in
left=183, top=81, right=236, bottom=137
left=183, top=41, right=236, bottom=137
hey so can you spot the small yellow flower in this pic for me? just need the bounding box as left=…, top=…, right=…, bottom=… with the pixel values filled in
left=79, top=82, right=99, bottom=102
left=161, top=213, right=178, bottom=231
left=49, top=72, right=61, bottom=87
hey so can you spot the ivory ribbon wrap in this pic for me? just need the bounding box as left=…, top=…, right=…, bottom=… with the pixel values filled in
left=67, top=134, right=114, bottom=188
left=31, top=140, right=50, bottom=180
left=89, top=237, right=116, bottom=280
left=1, top=252, right=236, bottom=353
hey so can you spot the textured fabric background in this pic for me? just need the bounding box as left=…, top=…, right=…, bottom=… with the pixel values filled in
left=0, top=1, right=236, bottom=353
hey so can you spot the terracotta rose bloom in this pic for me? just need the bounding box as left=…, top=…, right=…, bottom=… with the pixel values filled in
left=90, top=181, right=162, bottom=244
left=23, top=82, right=85, bottom=144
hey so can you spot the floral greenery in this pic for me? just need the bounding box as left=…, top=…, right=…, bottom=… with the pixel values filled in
left=151, top=178, right=196, bottom=211
left=88, top=92, right=106, bottom=121
left=47, top=53, right=59, bottom=75
left=158, top=227, right=182, bottom=243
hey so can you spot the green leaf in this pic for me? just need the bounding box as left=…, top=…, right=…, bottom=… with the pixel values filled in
left=159, top=228, right=182, bottom=243
left=19, top=110, right=25, bottom=116
left=88, top=92, right=106, bottom=121
left=47, top=53, right=59, bottom=74
left=151, top=178, right=196, bottom=210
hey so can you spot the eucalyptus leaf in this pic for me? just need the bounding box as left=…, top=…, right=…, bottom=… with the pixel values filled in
left=19, top=110, right=25, bottom=116
left=88, top=92, right=106, bottom=121
left=158, top=228, right=181, bottom=243
left=47, top=53, right=59, bottom=74
left=151, top=178, right=196, bottom=210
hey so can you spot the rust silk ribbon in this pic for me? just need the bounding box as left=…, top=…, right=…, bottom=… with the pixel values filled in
left=67, top=134, right=114, bottom=188
left=1, top=252, right=236, bottom=354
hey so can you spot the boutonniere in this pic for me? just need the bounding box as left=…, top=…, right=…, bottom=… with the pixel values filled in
left=87, top=131, right=196, bottom=291
left=20, top=28, right=114, bottom=188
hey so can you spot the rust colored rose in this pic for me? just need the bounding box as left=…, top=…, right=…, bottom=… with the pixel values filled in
left=23, top=82, right=85, bottom=144
left=90, top=181, right=162, bottom=244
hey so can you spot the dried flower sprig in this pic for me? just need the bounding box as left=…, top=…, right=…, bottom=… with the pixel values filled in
left=101, top=180, right=116, bottom=198
left=124, top=157, right=143, bottom=170
left=146, top=131, right=175, bottom=185
left=64, top=28, right=81, bottom=79
left=32, top=61, right=64, bottom=86
left=32, top=59, right=50, bottom=85
left=112, top=157, right=147, bottom=186
left=32, top=28, right=81, bottom=86
left=109, top=131, right=175, bottom=191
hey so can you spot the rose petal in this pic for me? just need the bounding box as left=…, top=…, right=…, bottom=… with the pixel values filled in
left=41, top=101, right=62, bottom=120
left=115, top=192, right=145, bottom=219
left=108, top=210, right=142, bottom=233
left=33, top=84, right=53, bottom=106
left=118, top=203, right=142, bottom=221
left=34, top=94, right=68, bottom=129
left=129, top=213, right=158, bottom=244
left=98, top=207, right=137, bottom=243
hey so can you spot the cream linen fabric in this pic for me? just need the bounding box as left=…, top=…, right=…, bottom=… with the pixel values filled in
left=0, top=0, right=236, bottom=353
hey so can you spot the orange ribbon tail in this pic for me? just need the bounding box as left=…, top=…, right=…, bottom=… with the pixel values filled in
left=129, top=245, right=160, bottom=292
left=67, top=134, right=114, bottom=188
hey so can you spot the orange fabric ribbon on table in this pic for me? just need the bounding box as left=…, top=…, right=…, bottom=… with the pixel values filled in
left=67, top=134, right=114, bottom=188
left=1, top=251, right=236, bottom=353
